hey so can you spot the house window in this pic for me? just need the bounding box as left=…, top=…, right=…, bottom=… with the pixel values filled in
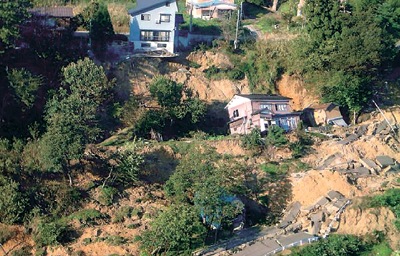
left=233, top=109, right=239, bottom=118
left=160, top=14, right=171, bottom=22
left=157, top=43, right=167, bottom=48
left=166, top=2, right=170, bottom=6
left=276, top=104, right=287, bottom=111
left=140, top=30, right=170, bottom=41
left=141, top=43, right=151, bottom=47
left=260, top=104, right=272, bottom=110
left=141, top=14, right=150, bottom=21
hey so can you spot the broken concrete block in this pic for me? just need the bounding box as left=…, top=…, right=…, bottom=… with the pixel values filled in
left=384, top=164, right=400, bottom=176
left=337, top=134, right=360, bottom=145
left=315, top=197, right=330, bottom=207
left=360, top=158, right=378, bottom=170
left=316, top=153, right=343, bottom=170
left=354, top=167, right=371, bottom=175
left=375, top=122, right=388, bottom=135
left=356, top=124, right=369, bottom=136
left=327, top=190, right=344, bottom=201
left=376, top=155, right=395, bottom=168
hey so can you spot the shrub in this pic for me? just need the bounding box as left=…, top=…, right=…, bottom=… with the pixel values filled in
left=266, top=126, right=288, bottom=147
left=33, top=220, right=73, bottom=247
left=115, top=140, right=145, bottom=184
left=51, top=185, right=82, bottom=217
left=189, top=61, right=201, bottom=69
left=0, top=176, right=29, bottom=224
left=11, top=245, right=33, bottom=256
left=69, top=209, right=108, bottom=226
left=133, top=235, right=142, bottom=242
left=131, top=208, right=143, bottom=218
left=228, top=69, right=245, bottom=81
left=204, top=65, right=220, bottom=80
left=98, top=186, right=119, bottom=206
left=0, top=227, right=14, bottom=244
left=189, top=130, right=209, bottom=140
left=127, top=223, right=141, bottom=229
left=113, top=206, right=133, bottom=223
left=241, top=128, right=264, bottom=154
left=105, top=236, right=127, bottom=246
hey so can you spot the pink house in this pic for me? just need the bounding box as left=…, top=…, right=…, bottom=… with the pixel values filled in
left=225, top=94, right=301, bottom=135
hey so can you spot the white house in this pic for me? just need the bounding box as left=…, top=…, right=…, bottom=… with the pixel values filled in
left=128, top=0, right=180, bottom=54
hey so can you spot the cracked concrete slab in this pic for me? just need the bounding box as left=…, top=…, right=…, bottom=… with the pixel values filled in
left=376, top=155, right=395, bottom=167
left=337, top=134, right=360, bottom=145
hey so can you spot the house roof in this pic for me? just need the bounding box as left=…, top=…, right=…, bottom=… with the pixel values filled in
left=128, top=0, right=177, bottom=16
left=236, top=94, right=292, bottom=101
left=311, top=102, right=338, bottom=111
left=28, top=7, right=73, bottom=17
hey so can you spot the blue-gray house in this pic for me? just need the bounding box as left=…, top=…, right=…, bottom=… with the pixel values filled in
left=128, top=0, right=180, bottom=54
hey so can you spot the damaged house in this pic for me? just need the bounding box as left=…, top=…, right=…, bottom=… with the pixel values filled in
left=225, top=94, right=301, bottom=135
left=303, top=103, right=347, bottom=127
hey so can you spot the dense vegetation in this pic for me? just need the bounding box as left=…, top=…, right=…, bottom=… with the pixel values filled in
left=0, top=0, right=399, bottom=255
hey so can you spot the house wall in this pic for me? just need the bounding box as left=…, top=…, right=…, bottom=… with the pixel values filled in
left=129, top=2, right=178, bottom=53
left=251, top=100, right=291, bottom=114
left=314, top=109, right=327, bottom=126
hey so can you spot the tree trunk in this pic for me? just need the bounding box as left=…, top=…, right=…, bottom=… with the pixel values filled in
left=67, top=172, right=73, bottom=187
left=272, top=0, right=279, bottom=12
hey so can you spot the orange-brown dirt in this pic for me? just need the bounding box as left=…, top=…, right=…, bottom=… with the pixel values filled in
left=276, top=74, right=319, bottom=111
left=337, top=207, right=400, bottom=248
left=290, top=170, right=364, bottom=207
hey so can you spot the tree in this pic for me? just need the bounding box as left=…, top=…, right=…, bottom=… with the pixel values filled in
left=7, top=68, right=42, bottom=110
left=0, top=0, right=31, bottom=55
left=137, top=76, right=207, bottom=137
left=141, top=204, right=207, bottom=254
left=0, top=176, right=29, bottom=224
left=40, top=58, right=114, bottom=184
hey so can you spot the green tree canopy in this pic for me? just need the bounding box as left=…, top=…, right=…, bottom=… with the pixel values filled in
left=141, top=204, right=207, bottom=254
left=0, top=0, right=31, bottom=54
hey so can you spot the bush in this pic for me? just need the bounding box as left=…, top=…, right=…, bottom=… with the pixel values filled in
left=241, top=128, right=264, bottom=152
left=0, top=227, right=14, bottom=244
left=266, top=126, right=288, bottom=147
left=228, top=69, right=245, bottom=81
left=113, top=206, right=133, bottom=223
left=11, top=245, right=33, bottom=256
left=105, top=235, right=127, bottom=246
left=98, top=186, right=119, bottom=206
left=189, top=130, right=209, bottom=140
left=131, top=208, right=143, bottom=218
left=204, top=65, right=220, bottom=80
left=33, top=220, right=73, bottom=247
left=115, top=140, right=145, bottom=184
left=0, top=176, right=29, bottom=224
left=51, top=185, right=82, bottom=217
left=69, top=209, right=108, bottom=226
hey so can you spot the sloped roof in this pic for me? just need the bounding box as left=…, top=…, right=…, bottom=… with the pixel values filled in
left=311, top=102, right=337, bottom=110
left=236, top=94, right=292, bottom=101
left=128, top=0, right=177, bottom=16
left=28, top=7, right=73, bottom=17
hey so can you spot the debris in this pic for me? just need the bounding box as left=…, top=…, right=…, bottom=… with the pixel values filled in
left=316, top=153, right=343, bottom=170
left=376, top=155, right=395, bottom=168
left=327, top=190, right=344, bottom=201
left=375, top=122, right=389, bottom=135
left=337, top=134, right=360, bottom=145
left=360, top=158, right=378, bottom=171
left=356, top=124, right=369, bottom=136
left=278, top=201, right=301, bottom=229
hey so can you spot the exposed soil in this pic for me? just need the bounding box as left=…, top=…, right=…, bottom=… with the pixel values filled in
left=338, top=207, right=400, bottom=248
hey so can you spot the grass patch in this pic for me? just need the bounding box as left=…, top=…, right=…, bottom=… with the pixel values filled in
left=365, top=242, right=393, bottom=256
left=256, top=16, right=279, bottom=32
left=98, top=186, right=119, bottom=206
left=113, top=206, right=134, bottom=223
left=69, top=209, right=109, bottom=226
left=179, top=15, right=223, bottom=35
left=105, top=235, right=128, bottom=246
left=0, top=227, right=14, bottom=244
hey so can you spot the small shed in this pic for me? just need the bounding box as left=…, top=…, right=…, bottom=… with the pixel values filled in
left=303, top=103, right=347, bottom=127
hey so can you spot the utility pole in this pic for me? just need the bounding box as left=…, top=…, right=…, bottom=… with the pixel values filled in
left=189, top=0, right=193, bottom=33
left=234, top=2, right=241, bottom=50
left=372, top=100, right=396, bottom=134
